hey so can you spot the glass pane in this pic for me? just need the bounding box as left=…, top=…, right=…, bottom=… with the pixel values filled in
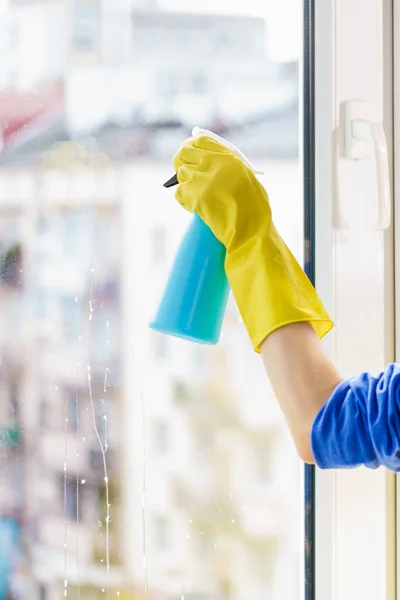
left=0, top=1, right=304, bottom=599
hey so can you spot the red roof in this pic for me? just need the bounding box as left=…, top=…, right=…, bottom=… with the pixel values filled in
left=0, top=83, right=63, bottom=147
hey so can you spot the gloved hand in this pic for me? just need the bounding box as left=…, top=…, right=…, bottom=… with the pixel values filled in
left=173, top=134, right=333, bottom=352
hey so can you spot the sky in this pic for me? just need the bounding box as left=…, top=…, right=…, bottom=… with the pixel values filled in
left=0, top=0, right=302, bottom=63
left=161, top=0, right=302, bottom=62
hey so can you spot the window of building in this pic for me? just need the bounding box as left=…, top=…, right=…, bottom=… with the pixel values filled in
left=65, top=388, right=79, bottom=432
left=151, top=226, right=167, bottom=263
left=60, top=294, right=82, bottom=343
left=58, top=211, right=84, bottom=258
left=191, top=345, right=206, bottom=375
left=38, top=397, right=48, bottom=431
left=194, top=430, right=211, bottom=467
left=251, top=542, right=277, bottom=585
left=8, top=70, right=18, bottom=89
left=151, top=331, right=169, bottom=361
left=0, top=244, right=22, bottom=288
left=253, top=442, right=272, bottom=484
left=9, top=383, right=20, bottom=423
left=153, top=515, right=169, bottom=551
left=192, top=73, right=207, bottom=94
left=35, top=289, right=48, bottom=320
left=153, top=420, right=169, bottom=456
left=63, top=477, right=79, bottom=521
left=38, top=584, right=48, bottom=600
left=8, top=24, right=19, bottom=52
left=72, top=0, right=99, bottom=52
left=196, top=528, right=213, bottom=560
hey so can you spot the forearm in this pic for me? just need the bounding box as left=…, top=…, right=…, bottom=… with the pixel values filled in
left=260, top=323, right=343, bottom=462
left=261, top=323, right=400, bottom=471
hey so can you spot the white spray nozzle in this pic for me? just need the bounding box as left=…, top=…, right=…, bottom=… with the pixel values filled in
left=191, top=126, right=264, bottom=176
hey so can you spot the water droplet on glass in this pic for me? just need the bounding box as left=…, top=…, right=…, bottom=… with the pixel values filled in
left=75, top=296, right=78, bottom=302
left=81, top=479, right=86, bottom=484
left=98, top=521, right=103, bottom=527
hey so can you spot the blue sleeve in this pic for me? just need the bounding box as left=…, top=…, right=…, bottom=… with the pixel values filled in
left=311, top=363, right=400, bottom=471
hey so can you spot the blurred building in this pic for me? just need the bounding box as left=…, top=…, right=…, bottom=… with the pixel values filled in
left=0, top=1, right=302, bottom=600
left=0, top=0, right=297, bottom=130
left=0, top=90, right=301, bottom=600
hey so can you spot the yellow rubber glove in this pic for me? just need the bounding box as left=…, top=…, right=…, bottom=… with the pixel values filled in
left=173, top=134, right=333, bottom=352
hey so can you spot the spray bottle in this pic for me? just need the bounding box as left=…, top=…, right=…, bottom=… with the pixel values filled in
left=149, top=127, right=262, bottom=345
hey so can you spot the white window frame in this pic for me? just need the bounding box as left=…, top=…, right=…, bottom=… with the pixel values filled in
left=315, top=1, right=396, bottom=599
left=314, top=3, right=336, bottom=597
left=121, top=1, right=399, bottom=596
left=393, top=1, right=400, bottom=597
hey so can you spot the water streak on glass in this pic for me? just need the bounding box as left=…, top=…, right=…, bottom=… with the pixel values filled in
left=75, top=384, right=81, bottom=600
left=87, top=364, right=110, bottom=595
left=64, top=393, right=69, bottom=598
left=0, top=1, right=304, bottom=599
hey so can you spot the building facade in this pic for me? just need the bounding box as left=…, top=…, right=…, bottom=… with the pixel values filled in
left=0, top=1, right=302, bottom=599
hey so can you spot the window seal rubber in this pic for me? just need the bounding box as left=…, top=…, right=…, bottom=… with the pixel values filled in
left=303, top=1, right=316, bottom=599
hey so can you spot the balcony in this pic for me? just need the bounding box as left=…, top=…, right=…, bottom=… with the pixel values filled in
left=172, top=378, right=241, bottom=429
left=38, top=342, right=88, bottom=385
left=238, top=497, right=285, bottom=540
left=91, top=520, right=121, bottom=567
left=174, top=477, right=285, bottom=543
left=32, top=542, right=129, bottom=590
left=39, top=339, right=121, bottom=387
left=39, top=431, right=117, bottom=481
left=172, top=471, right=237, bottom=529
left=88, top=447, right=116, bottom=479
left=38, top=518, right=94, bottom=564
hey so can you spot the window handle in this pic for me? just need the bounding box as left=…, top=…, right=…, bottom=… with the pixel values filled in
left=342, top=101, right=391, bottom=231
left=352, top=119, right=391, bottom=230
